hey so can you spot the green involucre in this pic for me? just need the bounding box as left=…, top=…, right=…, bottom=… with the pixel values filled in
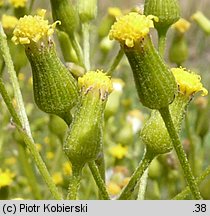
left=124, top=35, right=177, bottom=110
left=26, top=41, right=79, bottom=125
left=141, top=94, right=189, bottom=155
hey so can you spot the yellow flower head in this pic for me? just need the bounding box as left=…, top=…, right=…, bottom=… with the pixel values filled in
left=46, top=151, right=54, bottom=160
left=107, top=182, right=121, bottom=196
left=172, top=18, right=191, bottom=33
left=52, top=172, right=63, bottom=185
left=9, top=0, right=27, bottom=8
left=0, top=169, right=15, bottom=188
left=108, top=7, right=122, bottom=18
left=109, top=144, right=128, bottom=159
left=1, top=15, right=18, bottom=30
left=109, top=12, right=158, bottom=47
left=171, top=67, right=208, bottom=97
left=62, top=162, right=72, bottom=176
left=12, top=9, right=60, bottom=45
left=78, top=70, right=113, bottom=95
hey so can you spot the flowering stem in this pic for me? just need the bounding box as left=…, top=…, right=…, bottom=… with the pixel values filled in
left=0, top=25, right=32, bottom=138
left=70, top=33, right=84, bottom=68
left=88, top=161, right=110, bottom=200
left=158, top=29, right=167, bottom=58
left=82, top=22, right=91, bottom=71
left=185, top=114, right=196, bottom=175
left=18, top=143, right=42, bottom=199
left=173, top=165, right=210, bottom=200
left=137, top=168, right=149, bottom=200
left=118, top=150, right=155, bottom=200
left=66, top=166, right=82, bottom=200
left=159, top=106, right=202, bottom=200
left=107, top=48, right=124, bottom=75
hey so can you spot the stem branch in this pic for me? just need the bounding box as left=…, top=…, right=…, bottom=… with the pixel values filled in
left=159, top=106, right=202, bottom=200
left=88, top=161, right=110, bottom=200
left=118, top=150, right=154, bottom=200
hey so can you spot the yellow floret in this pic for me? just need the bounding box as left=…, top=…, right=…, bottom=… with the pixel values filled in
left=109, top=144, right=128, bottom=159
left=12, top=9, right=60, bottom=45
left=9, top=0, right=27, bottom=8
left=0, top=169, right=15, bottom=188
left=78, top=70, right=113, bottom=94
left=1, top=15, right=18, bottom=30
left=172, top=18, right=191, bottom=33
left=109, top=12, right=158, bottom=47
left=171, top=67, right=208, bottom=96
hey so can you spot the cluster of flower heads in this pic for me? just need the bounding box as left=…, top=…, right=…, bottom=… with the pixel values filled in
left=12, top=9, right=60, bottom=45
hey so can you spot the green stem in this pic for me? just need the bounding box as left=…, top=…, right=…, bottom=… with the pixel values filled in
left=88, top=161, right=110, bottom=200
left=137, top=168, right=149, bottom=200
left=159, top=106, right=202, bottom=200
left=107, top=48, right=124, bottom=75
left=70, top=33, right=84, bottom=68
left=82, top=23, right=90, bottom=71
left=0, top=25, right=32, bottom=138
left=0, top=79, right=62, bottom=200
left=185, top=114, right=196, bottom=175
left=66, top=166, right=81, bottom=200
left=118, top=150, right=155, bottom=200
left=158, top=29, right=167, bottom=58
left=173, top=165, right=210, bottom=200
left=18, top=143, right=42, bottom=199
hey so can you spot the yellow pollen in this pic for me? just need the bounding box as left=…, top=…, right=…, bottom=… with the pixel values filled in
left=171, top=67, right=208, bottom=97
left=78, top=70, right=113, bottom=94
left=12, top=9, right=60, bottom=45
left=109, top=12, right=158, bottom=47
left=172, top=18, right=191, bottom=33
left=9, top=0, right=27, bottom=8
left=1, top=15, right=18, bottom=30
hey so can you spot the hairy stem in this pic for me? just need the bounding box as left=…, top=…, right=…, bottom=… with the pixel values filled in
left=118, top=150, right=154, bottom=200
left=173, top=165, right=210, bottom=200
left=88, top=161, right=110, bottom=200
left=159, top=106, right=202, bottom=200
left=66, top=166, right=81, bottom=200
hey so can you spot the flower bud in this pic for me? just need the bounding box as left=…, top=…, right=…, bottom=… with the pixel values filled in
left=141, top=67, right=208, bottom=155
left=109, top=12, right=177, bottom=110
left=192, top=11, right=210, bottom=35
left=144, top=0, right=180, bottom=33
left=12, top=10, right=79, bottom=125
left=64, top=70, right=112, bottom=168
left=50, top=0, right=79, bottom=38
left=169, top=19, right=191, bottom=66
left=77, top=0, right=97, bottom=23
